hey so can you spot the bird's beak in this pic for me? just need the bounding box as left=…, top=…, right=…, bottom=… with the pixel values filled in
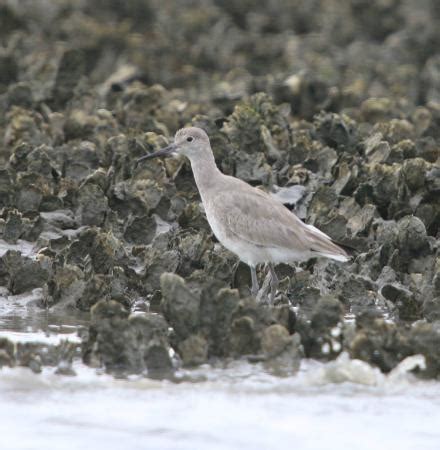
left=136, top=143, right=177, bottom=165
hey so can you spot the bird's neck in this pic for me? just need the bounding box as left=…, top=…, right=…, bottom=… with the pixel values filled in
left=189, top=152, right=222, bottom=196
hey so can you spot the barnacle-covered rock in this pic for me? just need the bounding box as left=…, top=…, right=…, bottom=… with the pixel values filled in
left=346, top=204, right=378, bottom=237
left=15, top=172, right=48, bottom=213
left=421, top=53, right=440, bottom=104
left=50, top=49, right=86, bottom=110
left=76, top=181, right=108, bottom=227
left=64, top=227, right=124, bottom=274
left=5, top=82, right=34, bottom=109
left=363, top=132, right=391, bottom=163
left=350, top=0, right=404, bottom=40
left=0, top=338, right=15, bottom=368
left=139, top=247, right=179, bottom=293
left=274, top=72, right=335, bottom=120
left=198, top=286, right=241, bottom=357
left=381, top=282, right=421, bottom=321
left=401, top=158, right=429, bottom=192
left=395, top=215, right=430, bottom=258
left=0, top=169, right=13, bottom=207
left=234, top=151, right=273, bottom=184
left=356, top=162, right=403, bottom=218
left=340, top=275, right=378, bottom=314
left=76, top=274, right=111, bottom=311
left=0, top=337, right=79, bottom=374
left=160, top=273, right=200, bottom=343
left=171, top=230, right=214, bottom=277
left=119, top=83, right=178, bottom=132
left=222, top=92, right=290, bottom=159
left=178, top=334, right=209, bottom=367
left=1, top=250, right=49, bottom=294
left=307, top=185, right=338, bottom=223
left=63, top=110, right=99, bottom=141
left=0, top=53, right=18, bottom=89
left=374, top=119, right=415, bottom=145
left=422, top=297, right=440, bottom=322
left=408, top=323, right=440, bottom=378
left=4, top=107, right=48, bottom=148
left=261, top=324, right=302, bottom=376
left=296, top=295, right=344, bottom=360
left=314, top=112, right=358, bottom=153
left=2, top=208, right=23, bottom=243
left=123, top=214, right=157, bottom=245
left=83, top=300, right=173, bottom=378
left=347, top=318, right=410, bottom=373
left=311, top=296, right=344, bottom=331
left=159, top=272, right=299, bottom=365
left=360, top=97, right=394, bottom=123
left=227, top=297, right=273, bottom=356
left=174, top=195, right=205, bottom=225
left=63, top=141, right=100, bottom=182
left=43, top=264, right=86, bottom=308
left=202, top=245, right=237, bottom=286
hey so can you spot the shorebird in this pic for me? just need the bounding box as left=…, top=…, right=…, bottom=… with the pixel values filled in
left=137, top=127, right=348, bottom=303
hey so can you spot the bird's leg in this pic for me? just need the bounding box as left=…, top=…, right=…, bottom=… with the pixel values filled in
left=268, top=263, right=279, bottom=303
left=250, top=265, right=259, bottom=297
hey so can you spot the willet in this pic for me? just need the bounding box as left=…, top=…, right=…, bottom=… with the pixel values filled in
left=137, top=127, right=349, bottom=302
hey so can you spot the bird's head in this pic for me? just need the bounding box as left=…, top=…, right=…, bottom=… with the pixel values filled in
left=136, top=127, right=210, bottom=164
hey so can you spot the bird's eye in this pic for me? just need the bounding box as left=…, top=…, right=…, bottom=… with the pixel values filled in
left=186, top=137, right=194, bottom=142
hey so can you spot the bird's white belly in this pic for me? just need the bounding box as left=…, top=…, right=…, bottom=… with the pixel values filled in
left=205, top=209, right=309, bottom=267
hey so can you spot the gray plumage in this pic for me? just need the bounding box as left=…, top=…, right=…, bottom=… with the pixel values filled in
left=137, top=127, right=348, bottom=302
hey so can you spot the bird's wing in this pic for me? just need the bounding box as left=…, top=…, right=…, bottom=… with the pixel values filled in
left=210, top=183, right=348, bottom=260
left=211, top=186, right=309, bottom=251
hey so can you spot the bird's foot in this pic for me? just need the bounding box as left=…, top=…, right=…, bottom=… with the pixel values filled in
left=268, top=263, right=279, bottom=304
left=250, top=286, right=259, bottom=297
left=255, top=271, right=272, bottom=304
left=250, top=265, right=279, bottom=305
left=250, top=266, right=259, bottom=298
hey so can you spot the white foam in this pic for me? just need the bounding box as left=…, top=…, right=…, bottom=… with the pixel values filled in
left=0, top=358, right=439, bottom=450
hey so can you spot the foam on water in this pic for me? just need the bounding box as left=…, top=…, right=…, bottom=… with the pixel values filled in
left=1, top=356, right=439, bottom=450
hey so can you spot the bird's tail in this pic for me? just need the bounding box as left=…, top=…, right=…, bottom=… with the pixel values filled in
left=305, top=224, right=350, bottom=262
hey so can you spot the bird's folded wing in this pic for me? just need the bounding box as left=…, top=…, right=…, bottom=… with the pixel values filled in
left=214, top=189, right=310, bottom=252
left=212, top=187, right=348, bottom=260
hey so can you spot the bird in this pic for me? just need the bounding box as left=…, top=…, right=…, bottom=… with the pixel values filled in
left=137, top=127, right=348, bottom=303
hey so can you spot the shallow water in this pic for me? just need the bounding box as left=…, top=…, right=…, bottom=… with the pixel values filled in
left=1, top=358, right=440, bottom=450
left=1, top=239, right=440, bottom=450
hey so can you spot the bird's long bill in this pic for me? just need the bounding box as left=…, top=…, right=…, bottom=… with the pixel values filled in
left=136, top=143, right=177, bottom=164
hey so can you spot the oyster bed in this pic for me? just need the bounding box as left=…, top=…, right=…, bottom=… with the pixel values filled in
left=0, top=0, right=439, bottom=386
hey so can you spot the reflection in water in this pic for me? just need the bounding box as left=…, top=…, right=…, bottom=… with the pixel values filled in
left=0, top=287, right=90, bottom=334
